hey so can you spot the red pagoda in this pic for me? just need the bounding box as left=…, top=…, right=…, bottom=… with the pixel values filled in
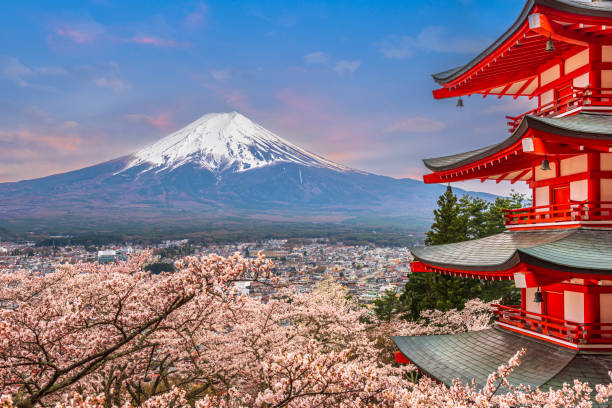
left=394, top=0, right=612, bottom=391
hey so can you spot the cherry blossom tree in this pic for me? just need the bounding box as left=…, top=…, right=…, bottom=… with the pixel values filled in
left=0, top=253, right=611, bottom=408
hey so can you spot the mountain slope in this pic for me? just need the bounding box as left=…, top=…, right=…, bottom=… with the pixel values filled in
left=0, top=112, right=496, bottom=228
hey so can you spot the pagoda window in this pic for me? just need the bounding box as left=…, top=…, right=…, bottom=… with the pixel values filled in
left=603, top=45, right=612, bottom=62
left=565, top=49, right=589, bottom=75
left=570, top=179, right=588, bottom=202
left=535, top=186, right=550, bottom=208
left=541, top=65, right=561, bottom=87
left=573, top=72, right=589, bottom=88
left=560, top=155, right=587, bottom=176
left=541, top=89, right=555, bottom=107
left=600, top=153, right=612, bottom=171
left=600, top=294, right=612, bottom=339
left=600, top=180, right=612, bottom=209
left=564, top=291, right=585, bottom=323
left=602, top=70, right=612, bottom=97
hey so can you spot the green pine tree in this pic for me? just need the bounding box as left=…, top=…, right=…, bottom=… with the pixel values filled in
left=424, top=185, right=468, bottom=245
left=374, top=289, right=407, bottom=322
left=402, top=189, right=527, bottom=319
left=402, top=186, right=481, bottom=319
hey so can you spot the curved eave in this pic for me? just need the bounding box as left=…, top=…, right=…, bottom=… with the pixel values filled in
left=393, top=328, right=612, bottom=393
left=432, top=0, right=536, bottom=85
left=410, top=229, right=612, bottom=277
left=432, top=0, right=612, bottom=99
left=422, top=113, right=612, bottom=183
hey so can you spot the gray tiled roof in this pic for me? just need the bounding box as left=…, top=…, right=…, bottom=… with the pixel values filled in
left=423, top=113, right=612, bottom=172
left=433, top=0, right=612, bottom=84
left=411, top=228, right=612, bottom=273
left=521, top=229, right=612, bottom=271
left=393, top=327, right=612, bottom=394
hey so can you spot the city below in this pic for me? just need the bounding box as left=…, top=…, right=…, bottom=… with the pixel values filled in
left=0, top=238, right=413, bottom=304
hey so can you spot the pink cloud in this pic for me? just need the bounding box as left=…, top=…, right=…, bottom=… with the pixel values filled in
left=125, top=36, right=189, bottom=48
left=51, top=22, right=103, bottom=44
left=49, top=21, right=187, bottom=49
left=274, top=88, right=317, bottom=113
left=124, top=111, right=174, bottom=130
left=54, top=27, right=95, bottom=44
left=15, top=129, right=83, bottom=151
left=221, top=89, right=252, bottom=112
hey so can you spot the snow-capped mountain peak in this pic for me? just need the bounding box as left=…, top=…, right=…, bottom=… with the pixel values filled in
left=123, top=112, right=351, bottom=174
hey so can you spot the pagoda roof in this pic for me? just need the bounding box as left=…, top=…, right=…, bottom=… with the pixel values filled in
left=393, top=327, right=612, bottom=394
left=423, top=112, right=612, bottom=173
left=433, top=0, right=612, bottom=86
left=411, top=228, right=612, bottom=274
left=431, top=0, right=612, bottom=99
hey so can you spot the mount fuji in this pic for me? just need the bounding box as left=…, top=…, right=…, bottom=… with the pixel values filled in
left=0, top=112, right=494, bottom=229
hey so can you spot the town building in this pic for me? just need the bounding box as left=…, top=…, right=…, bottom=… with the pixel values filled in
left=394, top=0, right=612, bottom=392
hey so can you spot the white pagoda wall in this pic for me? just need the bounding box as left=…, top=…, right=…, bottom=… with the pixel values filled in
left=525, top=287, right=542, bottom=314
left=564, top=291, right=585, bottom=323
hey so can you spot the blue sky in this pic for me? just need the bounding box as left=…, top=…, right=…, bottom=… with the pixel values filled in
left=0, top=0, right=534, bottom=194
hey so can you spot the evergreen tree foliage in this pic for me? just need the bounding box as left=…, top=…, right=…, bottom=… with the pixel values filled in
left=424, top=186, right=468, bottom=245
left=401, top=187, right=527, bottom=320
left=373, top=289, right=406, bottom=322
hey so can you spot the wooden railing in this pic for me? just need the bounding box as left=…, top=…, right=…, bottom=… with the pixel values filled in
left=502, top=201, right=612, bottom=226
left=506, top=86, right=612, bottom=133
left=494, top=304, right=612, bottom=345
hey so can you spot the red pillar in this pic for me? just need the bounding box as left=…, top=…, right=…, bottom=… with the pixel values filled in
left=584, top=282, right=600, bottom=324
left=589, top=44, right=602, bottom=90
left=587, top=153, right=601, bottom=203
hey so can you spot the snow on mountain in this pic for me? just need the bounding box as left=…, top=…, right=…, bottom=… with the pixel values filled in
left=123, top=112, right=351, bottom=174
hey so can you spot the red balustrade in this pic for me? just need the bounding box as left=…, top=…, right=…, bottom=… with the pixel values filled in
left=502, top=201, right=612, bottom=226
left=506, top=86, right=612, bottom=133
left=493, top=304, right=612, bottom=345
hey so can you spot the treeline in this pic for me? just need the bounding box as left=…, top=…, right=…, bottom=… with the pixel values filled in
left=27, top=225, right=423, bottom=248
left=35, top=234, right=124, bottom=247
left=375, top=187, right=527, bottom=322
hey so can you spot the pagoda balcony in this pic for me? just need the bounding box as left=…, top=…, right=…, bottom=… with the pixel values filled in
left=494, top=304, right=612, bottom=349
left=506, top=86, right=612, bottom=133
left=502, top=201, right=612, bottom=228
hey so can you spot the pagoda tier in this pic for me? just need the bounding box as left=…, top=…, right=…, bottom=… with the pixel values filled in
left=423, top=113, right=612, bottom=230
left=423, top=113, right=612, bottom=184
left=393, top=328, right=612, bottom=392
left=432, top=0, right=612, bottom=101
left=410, top=228, right=612, bottom=350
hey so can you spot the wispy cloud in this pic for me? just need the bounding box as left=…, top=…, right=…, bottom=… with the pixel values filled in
left=303, top=51, right=329, bottom=64
left=1, top=57, right=33, bottom=87
left=73, top=61, right=130, bottom=92
left=376, top=26, right=487, bottom=59
left=210, top=69, right=231, bottom=81
left=49, top=20, right=188, bottom=49
left=385, top=117, right=446, bottom=133
left=219, top=89, right=252, bottom=112
left=333, top=60, right=360, bottom=76
left=124, top=111, right=174, bottom=130
left=208, top=67, right=261, bottom=82
left=52, top=22, right=103, bottom=44
left=1, top=57, right=58, bottom=92
left=185, top=3, right=208, bottom=28
left=124, top=36, right=189, bottom=48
